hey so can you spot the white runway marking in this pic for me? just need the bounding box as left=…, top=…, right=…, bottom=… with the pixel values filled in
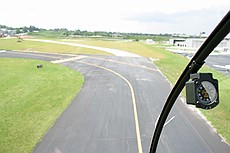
left=164, top=116, right=175, bottom=127
left=0, top=50, right=6, bottom=53
left=155, top=115, right=176, bottom=128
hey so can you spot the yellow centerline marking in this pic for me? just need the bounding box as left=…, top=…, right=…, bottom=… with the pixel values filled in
left=77, top=61, right=143, bottom=153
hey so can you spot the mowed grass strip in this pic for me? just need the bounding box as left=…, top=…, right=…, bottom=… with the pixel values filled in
left=0, top=58, right=84, bottom=153
left=0, top=38, right=112, bottom=55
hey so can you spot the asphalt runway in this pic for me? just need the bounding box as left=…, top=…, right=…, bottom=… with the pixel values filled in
left=1, top=51, right=229, bottom=153
left=174, top=51, right=230, bottom=76
left=205, top=54, right=230, bottom=76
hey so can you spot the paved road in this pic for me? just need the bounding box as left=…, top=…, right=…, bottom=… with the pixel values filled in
left=1, top=51, right=229, bottom=153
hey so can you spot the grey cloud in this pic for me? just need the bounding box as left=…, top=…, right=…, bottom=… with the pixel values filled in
left=124, top=7, right=228, bottom=24
left=123, top=6, right=229, bottom=34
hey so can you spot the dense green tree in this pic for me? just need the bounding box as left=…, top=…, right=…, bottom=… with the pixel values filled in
left=16, top=28, right=21, bottom=34
left=28, top=25, right=39, bottom=32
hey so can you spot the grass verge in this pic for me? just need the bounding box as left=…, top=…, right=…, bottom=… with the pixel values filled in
left=0, top=58, right=84, bottom=153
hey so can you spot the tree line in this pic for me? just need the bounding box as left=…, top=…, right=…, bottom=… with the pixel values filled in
left=0, top=24, right=176, bottom=41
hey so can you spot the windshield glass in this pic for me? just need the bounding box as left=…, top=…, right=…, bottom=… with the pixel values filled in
left=0, top=1, right=229, bottom=153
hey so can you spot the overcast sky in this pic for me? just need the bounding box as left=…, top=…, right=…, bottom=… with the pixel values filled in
left=0, top=0, right=229, bottom=34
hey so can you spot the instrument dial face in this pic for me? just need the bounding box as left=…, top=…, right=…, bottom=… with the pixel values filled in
left=197, top=81, right=217, bottom=105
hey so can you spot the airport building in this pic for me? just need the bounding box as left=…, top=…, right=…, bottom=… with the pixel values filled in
left=0, top=28, right=16, bottom=37
left=169, top=38, right=230, bottom=52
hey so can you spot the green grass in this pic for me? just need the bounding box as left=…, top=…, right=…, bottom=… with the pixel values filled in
left=0, top=38, right=112, bottom=55
left=0, top=58, right=84, bottom=153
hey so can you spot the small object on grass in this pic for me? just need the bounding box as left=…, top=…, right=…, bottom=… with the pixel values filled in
left=37, top=64, right=43, bottom=68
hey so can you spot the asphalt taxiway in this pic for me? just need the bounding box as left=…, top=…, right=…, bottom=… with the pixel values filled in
left=1, top=51, right=229, bottom=153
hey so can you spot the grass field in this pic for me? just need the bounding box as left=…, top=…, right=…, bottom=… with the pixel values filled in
left=0, top=38, right=112, bottom=55
left=0, top=58, right=84, bottom=152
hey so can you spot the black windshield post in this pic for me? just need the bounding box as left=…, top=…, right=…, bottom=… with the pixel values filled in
left=149, top=11, right=230, bottom=153
left=189, top=60, right=204, bottom=73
